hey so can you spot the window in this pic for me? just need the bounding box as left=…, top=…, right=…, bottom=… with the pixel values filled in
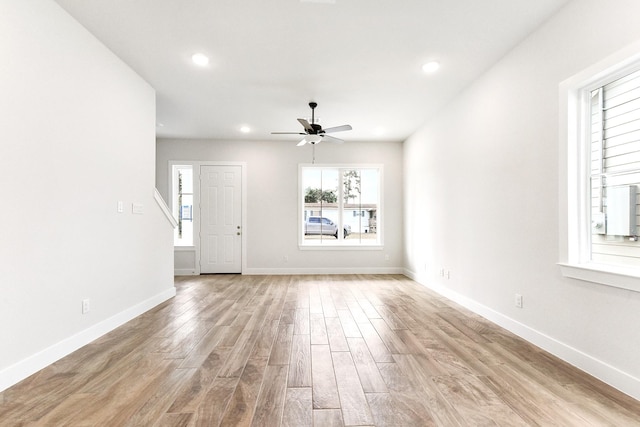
left=300, top=165, right=381, bottom=247
left=172, top=165, right=194, bottom=246
left=560, top=44, right=640, bottom=291
left=588, top=70, right=640, bottom=267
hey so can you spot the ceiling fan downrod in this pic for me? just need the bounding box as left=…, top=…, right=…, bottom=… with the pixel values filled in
left=309, top=101, right=317, bottom=125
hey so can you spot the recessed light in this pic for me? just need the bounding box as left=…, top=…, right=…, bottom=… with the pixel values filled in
left=240, top=126, right=251, bottom=133
left=422, top=61, right=440, bottom=73
left=192, top=53, right=209, bottom=67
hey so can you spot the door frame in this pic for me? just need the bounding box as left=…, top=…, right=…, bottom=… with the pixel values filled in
left=169, top=160, right=247, bottom=275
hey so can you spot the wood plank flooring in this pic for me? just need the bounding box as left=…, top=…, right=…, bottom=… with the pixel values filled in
left=1, top=274, right=639, bottom=426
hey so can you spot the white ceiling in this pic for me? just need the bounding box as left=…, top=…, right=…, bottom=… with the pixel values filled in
left=54, top=0, right=570, bottom=142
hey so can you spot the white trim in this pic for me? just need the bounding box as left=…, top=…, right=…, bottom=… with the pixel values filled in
left=0, top=287, right=176, bottom=393
left=559, top=262, right=640, bottom=292
left=154, top=188, right=178, bottom=228
left=174, top=268, right=198, bottom=276
left=244, top=267, right=404, bottom=275
left=299, top=244, right=383, bottom=251
left=404, top=269, right=640, bottom=401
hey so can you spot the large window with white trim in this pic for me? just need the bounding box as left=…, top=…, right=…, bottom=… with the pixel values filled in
left=561, top=52, right=640, bottom=291
left=300, top=165, right=381, bottom=247
left=588, top=69, right=640, bottom=268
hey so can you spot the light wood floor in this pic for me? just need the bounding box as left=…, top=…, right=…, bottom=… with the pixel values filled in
left=1, top=274, right=639, bottom=426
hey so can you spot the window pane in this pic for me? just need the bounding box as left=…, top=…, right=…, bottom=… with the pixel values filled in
left=180, top=167, right=194, bottom=194
left=176, top=194, right=194, bottom=246
left=303, top=168, right=339, bottom=243
left=342, top=169, right=379, bottom=244
left=173, top=165, right=193, bottom=246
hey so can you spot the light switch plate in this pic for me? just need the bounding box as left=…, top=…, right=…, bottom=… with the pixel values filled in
left=132, top=203, right=144, bottom=214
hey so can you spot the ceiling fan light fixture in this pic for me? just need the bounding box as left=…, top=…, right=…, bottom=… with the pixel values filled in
left=422, top=61, right=440, bottom=73
left=297, top=135, right=323, bottom=146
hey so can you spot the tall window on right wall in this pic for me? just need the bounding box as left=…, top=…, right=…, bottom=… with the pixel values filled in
left=560, top=45, right=640, bottom=291
left=588, top=68, right=640, bottom=268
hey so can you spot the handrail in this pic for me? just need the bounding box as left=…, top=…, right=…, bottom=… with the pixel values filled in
left=154, top=188, right=178, bottom=228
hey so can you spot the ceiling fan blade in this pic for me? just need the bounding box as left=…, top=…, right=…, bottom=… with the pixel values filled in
left=322, top=135, right=344, bottom=144
left=322, top=124, right=352, bottom=133
left=297, top=118, right=314, bottom=132
left=271, top=131, right=306, bottom=135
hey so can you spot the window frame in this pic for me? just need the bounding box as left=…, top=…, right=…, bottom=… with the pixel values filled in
left=171, top=164, right=194, bottom=247
left=298, top=163, right=384, bottom=250
left=559, top=41, right=640, bottom=292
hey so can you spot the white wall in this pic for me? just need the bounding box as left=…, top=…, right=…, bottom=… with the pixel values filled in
left=156, top=139, right=403, bottom=274
left=404, top=0, right=640, bottom=399
left=0, top=0, right=175, bottom=391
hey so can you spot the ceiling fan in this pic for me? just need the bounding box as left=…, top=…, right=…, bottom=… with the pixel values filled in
left=271, top=102, right=352, bottom=146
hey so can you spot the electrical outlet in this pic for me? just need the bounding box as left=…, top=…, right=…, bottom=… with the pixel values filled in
left=446, top=270, right=450, bottom=279
left=384, top=254, right=390, bottom=261
left=439, top=268, right=445, bottom=277
left=283, top=255, right=288, bottom=262
left=82, top=298, right=90, bottom=314
left=515, top=294, right=523, bottom=308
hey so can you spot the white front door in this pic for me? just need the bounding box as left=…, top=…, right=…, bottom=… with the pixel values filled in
left=200, top=165, right=242, bottom=273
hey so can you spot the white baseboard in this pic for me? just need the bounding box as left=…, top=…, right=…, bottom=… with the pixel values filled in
left=403, top=268, right=640, bottom=401
left=244, top=267, right=405, bottom=275
left=174, top=268, right=198, bottom=276
left=0, top=287, right=176, bottom=393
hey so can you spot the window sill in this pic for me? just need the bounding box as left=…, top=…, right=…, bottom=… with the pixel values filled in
left=299, top=243, right=383, bottom=251
left=559, top=262, right=640, bottom=293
